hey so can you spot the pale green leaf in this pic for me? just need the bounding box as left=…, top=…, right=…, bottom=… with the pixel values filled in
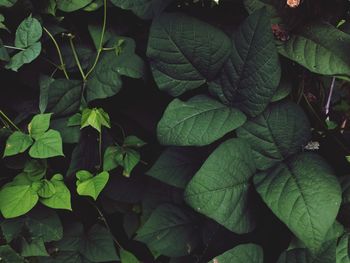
left=6, top=42, right=41, bottom=71
left=120, top=249, right=139, bottom=263
left=15, top=16, right=42, bottom=48
left=3, top=131, right=33, bottom=157
left=81, top=108, right=111, bottom=132
left=28, top=113, right=52, bottom=139
left=123, top=148, right=140, bottom=177
left=76, top=171, right=109, bottom=200
left=29, top=129, right=64, bottom=159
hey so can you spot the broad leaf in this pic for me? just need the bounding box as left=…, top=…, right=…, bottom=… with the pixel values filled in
left=0, top=0, right=17, bottom=7
left=6, top=42, right=41, bottom=71
left=103, top=145, right=123, bottom=171
left=157, top=95, right=246, bottom=146
left=37, top=179, right=56, bottom=198
left=3, top=131, right=33, bottom=157
left=15, top=16, right=42, bottom=48
left=254, top=153, right=342, bottom=250
left=76, top=171, right=109, bottom=200
left=57, top=0, right=93, bottom=12
left=336, top=234, right=350, bottom=263
left=277, top=22, right=350, bottom=77
left=0, top=245, right=24, bottom=263
left=29, top=129, right=64, bottom=159
left=0, top=185, right=39, bottom=218
left=184, top=138, right=256, bottom=233
left=135, top=204, right=200, bottom=257
left=28, top=113, right=52, bottom=139
left=20, top=237, right=49, bottom=257
left=218, top=8, right=281, bottom=117
left=147, top=13, right=231, bottom=96
left=210, top=243, right=263, bottom=263
left=236, top=101, right=311, bottom=170
left=81, top=108, right=111, bottom=133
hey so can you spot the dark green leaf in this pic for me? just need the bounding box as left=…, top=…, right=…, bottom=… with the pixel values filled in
left=210, top=244, right=263, bottom=263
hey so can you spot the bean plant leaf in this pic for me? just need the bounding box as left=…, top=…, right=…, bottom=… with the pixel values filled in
left=184, top=138, right=256, bottom=233
left=37, top=179, right=56, bottom=198
left=254, top=153, right=342, bottom=250
left=20, top=237, right=49, bottom=257
left=3, top=131, right=33, bottom=157
left=157, top=95, right=246, bottom=146
left=0, top=185, right=39, bottom=218
left=147, top=13, right=232, bottom=96
left=210, top=243, right=263, bottom=263
left=15, top=16, right=42, bottom=48
left=135, top=204, right=200, bottom=257
left=57, top=0, right=93, bottom=12
left=0, top=39, right=10, bottom=61
left=277, top=22, right=350, bottom=77
left=218, top=8, right=281, bottom=117
left=28, top=113, right=52, bottom=139
left=39, top=75, right=55, bottom=114
left=29, top=129, right=64, bottom=159
left=336, top=234, right=350, bottom=263
left=76, top=171, right=109, bottom=200
left=81, top=107, right=111, bottom=133
left=0, top=0, right=17, bottom=8
left=103, top=145, right=123, bottom=171
left=236, top=101, right=311, bottom=170
left=120, top=249, right=140, bottom=263
left=5, top=42, right=42, bottom=71
left=0, top=245, right=24, bottom=263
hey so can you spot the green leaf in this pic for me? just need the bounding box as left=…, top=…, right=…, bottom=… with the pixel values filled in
left=254, top=153, right=342, bottom=250
left=122, top=148, right=140, bottom=177
left=0, top=245, right=24, bottom=263
left=103, top=145, right=123, bottom=171
left=57, top=0, right=93, bottom=12
left=271, top=79, right=292, bottom=102
left=336, top=234, right=350, bottom=263
left=86, top=51, right=122, bottom=102
left=28, top=113, right=52, bottom=139
left=29, top=129, right=64, bottom=159
left=6, top=42, right=41, bottom=71
left=0, top=38, right=10, bottom=61
left=120, top=249, right=139, bottom=263
left=0, top=0, right=17, bottom=8
left=147, top=13, right=231, bottom=96
left=79, top=224, right=119, bottom=262
left=184, top=138, right=256, bottom=234
left=157, top=95, right=246, bottom=146
left=76, top=171, right=109, bottom=200
left=277, top=22, right=350, bottom=77
left=37, top=179, right=56, bottom=198
left=0, top=185, right=39, bottom=218
left=217, top=8, right=281, bottom=117
left=210, top=244, right=263, bottom=263
left=135, top=204, right=200, bottom=257
left=146, top=147, right=201, bottom=189
left=46, top=79, right=82, bottom=117
left=40, top=174, right=72, bottom=210
left=81, top=108, right=111, bottom=133
left=39, top=75, right=55, bottom=114
left=3, top=131, right=33, bottom=157
left=236, top=101, right=311, bottom=170
left=15, top=16, right=42, bottom=48
left=20, top=237, right=49, bottom=257
left=123, top=136, right=146, bottom=148
left=51, top=117, right=80, bottom=144
left=23, top=159, right=47, bottom=181
left=67, top=113, right=82, bottom=127
left=110, top=0, right=173, bottom=19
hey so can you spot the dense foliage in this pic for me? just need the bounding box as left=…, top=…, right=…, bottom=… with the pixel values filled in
left=0, top=0, right=350, bottom=262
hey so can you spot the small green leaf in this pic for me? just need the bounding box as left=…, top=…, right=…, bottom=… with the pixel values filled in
left=67, top=113, right=82, bottom=127
left=0, top=185, right=39, bottom=218
left=3, top=131, right=33, bottom=157
left=211, top=244, right=263, bottom=263
left=28, top=113, right=52, bottom=139
left=123, top=136, right=146, bottom=148
left=37, top=179, right=56, bottom=198
left=123, top=149, right=140, bottom=177
left=0, top=0, right=17, bottom=8
left=0, top=38, right=10, bottom=61
left=76, top=171, right=109, bottom=200
left=57, top=0, right=93, bottom=12
left=15, top=16, right=42, bottom=48
left=103, top=145, right=123, bottom=171
left=81, top=108, right=111, bottom=133
left=29, top=129, right=64, bottom=159
left=20, top=237, right=49, bottom=257
left=5, top=42, right=41, bottom=71
left=120, top=249, right=140, bottom=263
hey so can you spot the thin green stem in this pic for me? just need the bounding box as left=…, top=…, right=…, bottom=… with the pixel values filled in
left=0, top=110, right=20, bottom=131
left=69, top=36, right=86, bottom=80
left=3, top=45, right=25, bottom=51
left=85, top=0, right=107, bottom=79
left=0, top=116, right=10, bottom=129
left=43, top=27, right=70, bottom=80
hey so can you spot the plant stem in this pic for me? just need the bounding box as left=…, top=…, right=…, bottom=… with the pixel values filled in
left=3, top=45, right=25, bottom=51
left=43, top=27, right=70, bottom=80
left=69, top=36, right=86, bottom=80
left=85, top=0, right=107, bottom=79
left=325, top=76, right=336, bottom=116
left=0, top=110, right=20, bottom=131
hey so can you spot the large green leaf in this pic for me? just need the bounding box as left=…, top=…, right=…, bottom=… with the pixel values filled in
left=254, top=153, right=342, bottom=250
left=3, top=131, right=33, bottom=157
left=147, top=13, right=231, bottom=96
left=236, top=101, right=311, bottom=170
left=29, top=129, right=64, bottom=159
left=157, top=95, right=246, bottom=146
left=57, top=0, right=93, bottom=12
left=46, top=79, right=82, bottom=117
left=210, top=244, right=263, bottom=263
left=184, top=138, right=256, bottom=233
left=6, top=42, right=41, bottom=71
left=218, top=8, right=281, bottom=117
left=110, top=0, right=173, bottom=19
left=135, top=204, right=200, bottom=257
left=15, top=16, right=42, bottom=48
left=0, top=185, right=39, bottom=218
left=277, top=22, right=350, bottom=77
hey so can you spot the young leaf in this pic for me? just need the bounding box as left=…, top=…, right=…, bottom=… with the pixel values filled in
left=81, top=108, right=111, bottom=133
left=254, top=153, right=342, bottom=250
left=184, top=138, right=256, bottom=234
left=5, top=42, right=41, bottom=71
left=103, top=145, right=123, bottom=171
left=76, top=171, right=109, bottom=200
left=123, top=135, right=146, bottom=148
left=29, top=129, right=63, bottom=159
left=217, top=8, right=281, bottom=117
left=37, top=179, right=56, bottom=198
left=0, top=185, right=39, bottom=218
left=123, top=148, right=140, bottom=177
left=40, top=174, right=72, bottom=211
left=28, top=113, right=52, bottom=139
left=135, top=204, right=200, bottom=257
left=157, top=95, right=246, bottom=146
left=3, top=131, right=33, bottom=157
left=147, top=13, right=231, bottom=96
left=15, top=16, right=42, bottom=48
left=211, top=244, right=263, bottom=263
